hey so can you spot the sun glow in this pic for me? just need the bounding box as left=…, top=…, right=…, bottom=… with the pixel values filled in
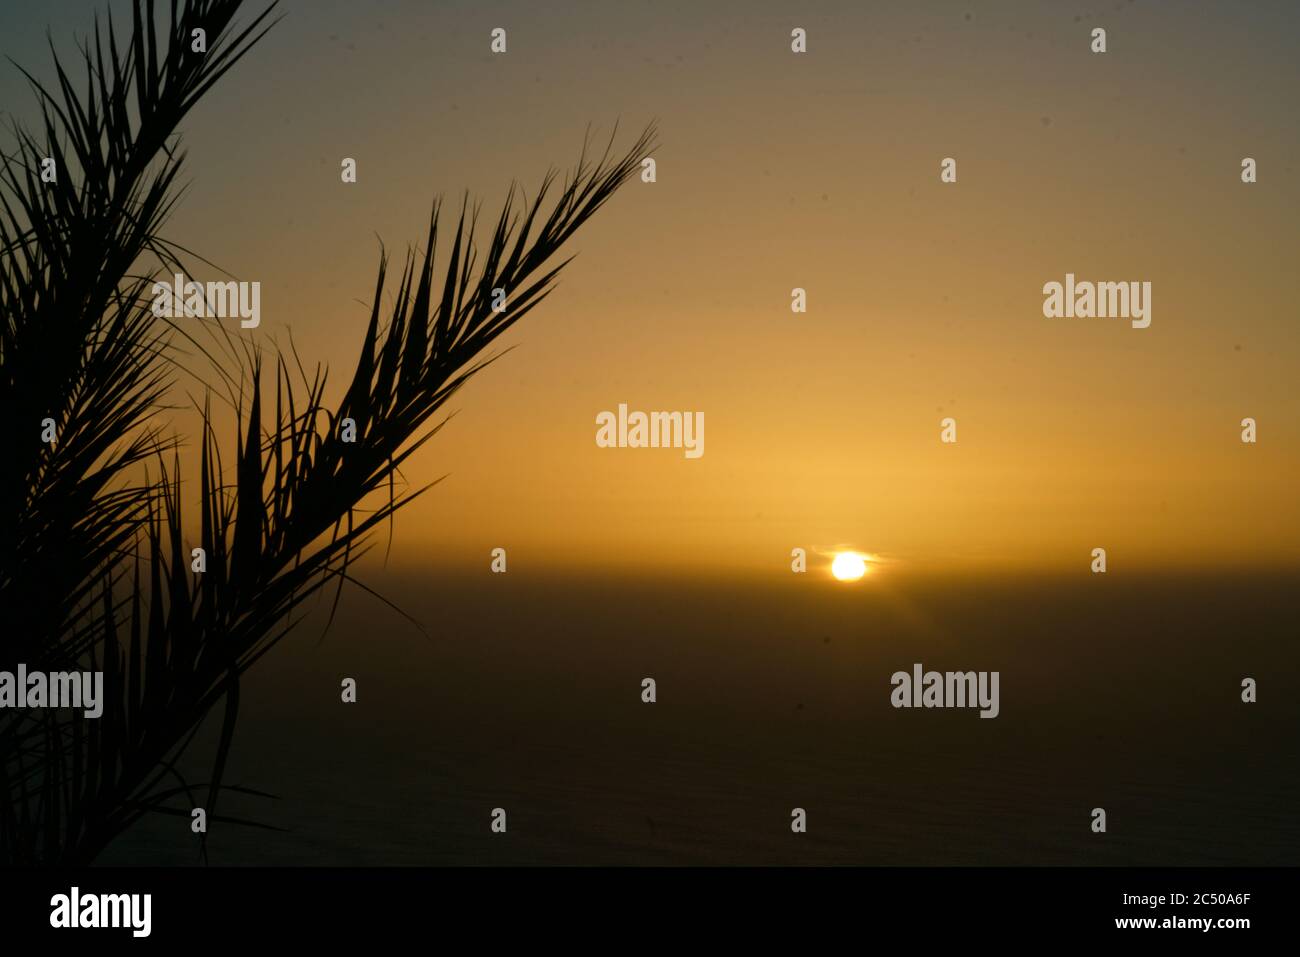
left=831, top=552, right=868, bottom=581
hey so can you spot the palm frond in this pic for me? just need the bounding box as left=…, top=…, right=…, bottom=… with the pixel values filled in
left=0, top=0, right=281, bottom=668
left=1, top=0, right=656, bottom=866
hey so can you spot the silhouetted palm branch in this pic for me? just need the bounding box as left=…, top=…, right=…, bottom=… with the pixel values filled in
left=0, top=0, right=281, bottom=667
left=0, top=0, right=655, bottom=864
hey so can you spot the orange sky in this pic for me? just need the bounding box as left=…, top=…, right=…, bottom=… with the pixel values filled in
left=7, top=0, right=1296, bottom=577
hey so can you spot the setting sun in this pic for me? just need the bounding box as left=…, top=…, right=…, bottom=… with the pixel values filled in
left=831, top=552, right=868, bottom=581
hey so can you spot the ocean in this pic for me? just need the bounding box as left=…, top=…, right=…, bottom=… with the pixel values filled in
left=98, top=569, right=1300, bottom=866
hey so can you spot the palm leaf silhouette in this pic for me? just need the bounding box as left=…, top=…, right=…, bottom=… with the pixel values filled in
left=0, top=0, right=655, bottom=864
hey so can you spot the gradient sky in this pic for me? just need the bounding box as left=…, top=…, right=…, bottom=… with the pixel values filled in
left=3, top=0, right=1297, bottom=577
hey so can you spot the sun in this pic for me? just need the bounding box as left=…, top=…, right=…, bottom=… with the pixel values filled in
left=831, top=552, right=868, bottom=581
